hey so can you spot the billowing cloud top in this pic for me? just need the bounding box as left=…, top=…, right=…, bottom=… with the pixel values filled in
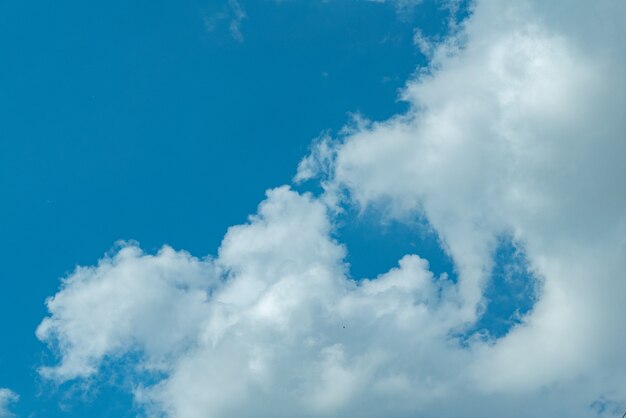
left=38, top=0, right=626, bottom=417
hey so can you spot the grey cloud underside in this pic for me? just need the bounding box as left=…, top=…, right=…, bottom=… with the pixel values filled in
left=38, top=0, right=626, bottom=417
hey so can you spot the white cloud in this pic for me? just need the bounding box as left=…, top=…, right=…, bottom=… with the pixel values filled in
left=367, top=0, right=423, bottom=11
left=204, top=0, right=247, bottom=42
left=36, top=244, right=218, bottom=381
left=38, top=0, right=626, bottom=416
left=39, top=188, right=469, bottom=417
left=412, top=28, right=435, bottom=57
left=0, top=389, right=18, bottom=418
left=227, top=0, right=246, bottom=42
left=303, top=0, right=626, bottom=407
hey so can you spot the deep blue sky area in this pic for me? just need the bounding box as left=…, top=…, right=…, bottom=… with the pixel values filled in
left=0, top=1, right=477, bottom=415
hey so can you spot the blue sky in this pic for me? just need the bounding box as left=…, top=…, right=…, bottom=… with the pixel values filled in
left=0, top=1, right=451, bottom=414
left=1, top=0, right=625, bottom=417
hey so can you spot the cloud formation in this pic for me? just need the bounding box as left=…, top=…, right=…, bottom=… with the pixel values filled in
left=301, top=0, right=626, bottom=409
left=38, top=0, right=626, bottom=416
left=0, top=389, right=18, bottom=418
left=204, top=0, right=247, bottom=42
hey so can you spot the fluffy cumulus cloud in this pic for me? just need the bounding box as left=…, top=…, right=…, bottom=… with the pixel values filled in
left=38, top=0, right=626, bottom=417
left=39, top=188, right=459, bottom=417
left=301, top=0, right=626, bottom=411
left=0, top=389, right=18, bottom=418
left=37, top=244, right=218, bottom=382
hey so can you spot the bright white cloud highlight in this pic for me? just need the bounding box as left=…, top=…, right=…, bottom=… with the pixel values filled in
left=38, top=0, right=626, bottom=416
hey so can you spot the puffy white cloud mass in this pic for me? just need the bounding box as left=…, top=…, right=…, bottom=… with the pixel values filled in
left=38, top=0, right=626, bottom=417
left=0, top=389, right=18, bottom=418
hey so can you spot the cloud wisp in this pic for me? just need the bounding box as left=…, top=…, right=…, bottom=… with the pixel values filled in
left=204, top=0, right=247, bottom=42
left=37, top=0, right=626, bottom=417
left=0, top=389, right=18, bottom=418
